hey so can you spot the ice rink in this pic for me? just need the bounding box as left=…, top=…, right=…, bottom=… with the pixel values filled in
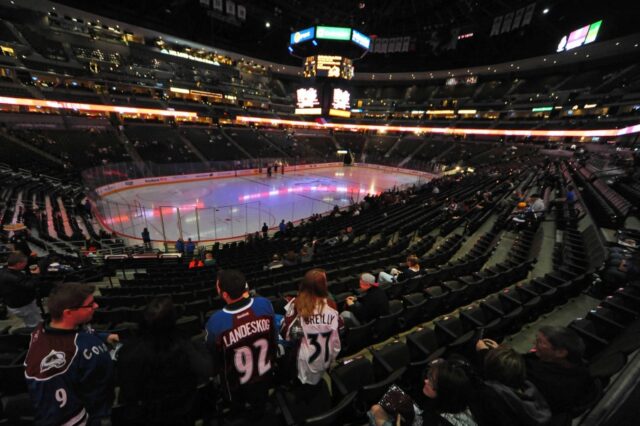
left=96, top=165, right=428, bottom=242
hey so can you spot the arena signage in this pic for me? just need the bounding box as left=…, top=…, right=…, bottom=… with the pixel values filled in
left=316, top=26, right=352, bottom=41
left=557, top=20, right=602, bottom=52
left=94, top=163, right=342, bottom=196
left=356, top=163, right=438, bottom=180
left=351, top=30, right=371, bottom=49
left=0, top=96, right=198, bottom=118
left=290, top=27, right=315, bottom=45
left=236, top=116, right=640, bottom=138
left=160, top=48, right=220, bottom=66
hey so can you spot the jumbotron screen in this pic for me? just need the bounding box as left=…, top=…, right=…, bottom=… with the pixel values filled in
left=295, top=87, right=321, bottom=115
left=303, top=55, right=354, bottom=79
left=294, top=85, right=351, bottom=117
left=329, top=88, right=351, bottom=117
left=557, top=20, right=602, bottom=52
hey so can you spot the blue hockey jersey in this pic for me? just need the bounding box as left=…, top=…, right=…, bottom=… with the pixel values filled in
left=24, top=323, right=115, bottom=426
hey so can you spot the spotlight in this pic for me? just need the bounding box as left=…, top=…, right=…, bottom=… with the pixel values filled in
left=265, top=21, right=271, bottom=28
left=542, top=8, right=549, bottom=14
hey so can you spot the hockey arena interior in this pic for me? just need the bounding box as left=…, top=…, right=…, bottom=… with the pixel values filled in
left=1, top=0, right=640, bottom=425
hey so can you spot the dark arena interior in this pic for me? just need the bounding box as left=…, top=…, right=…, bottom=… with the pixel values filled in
left=1, top=0, right=640, bottom=425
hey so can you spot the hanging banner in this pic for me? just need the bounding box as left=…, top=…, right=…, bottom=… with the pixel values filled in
left=490, top=15, right=503, bottom=36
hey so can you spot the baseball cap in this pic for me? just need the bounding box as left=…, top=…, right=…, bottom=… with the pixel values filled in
left=360, top=273, right=378, bottom=287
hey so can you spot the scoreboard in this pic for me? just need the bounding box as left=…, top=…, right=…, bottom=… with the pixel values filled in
left=290, top=25, right=365, bottom=118
left=303, top=55, right=354, bottom=79
left=295, top=84, right=351, bottom=117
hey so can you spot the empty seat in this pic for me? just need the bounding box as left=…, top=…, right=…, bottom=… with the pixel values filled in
left=370, top=341, right=411, bottom=380
left=422, top=286, right=448, bottom=320
left=442, top=280, right=470, bottom=310
left=331, top=356, right=406, bottom=409
left=301, top=391, right=357, bottom=426
left=175, top=315, right=202, bottom=337
left=374, top=300, right=403, bottom=341
left=401, top=298, right=428, bottom=329
left=433, top=315, right=476, bottom=357
left=276, top=380, right=333, bottom=425
left=406, top=327, right=446, bottom=364
left=0, top=393, right=34, bottom=425
left=459, top=304, right=506, bottom=342
left=341, top=320, right=375, bottom=356
left=0, top=333, right=31, bottom=353
left=500, top=287, right=543, bottom=324
left=520, top=280, right=564, bottom=311
left=0, top=364, right=28, bottom=396
left=569, top=318, right=610, bottom=358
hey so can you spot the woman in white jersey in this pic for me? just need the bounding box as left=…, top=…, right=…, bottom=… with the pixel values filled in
left=281, top=268, right=344, bottom=385
left=279, top=269, right=345, bottom=422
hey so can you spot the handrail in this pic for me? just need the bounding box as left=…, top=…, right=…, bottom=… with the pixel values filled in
left=81, top=157, right=334, bottom=189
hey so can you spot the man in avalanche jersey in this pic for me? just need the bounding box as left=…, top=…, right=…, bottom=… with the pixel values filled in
left=205, top=269, right=277, bottom=419
left=24, top=283, right=119, bottom=426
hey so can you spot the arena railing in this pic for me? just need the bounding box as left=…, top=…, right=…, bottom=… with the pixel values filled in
left=81, top=158, right=331, bottom=189
left=81, top=158, right=437, bottom=245
left=82, top=158, right=352, bottom=244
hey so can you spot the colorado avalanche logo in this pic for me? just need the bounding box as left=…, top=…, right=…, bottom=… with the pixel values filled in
left=40, top=350, right=67, bottom=373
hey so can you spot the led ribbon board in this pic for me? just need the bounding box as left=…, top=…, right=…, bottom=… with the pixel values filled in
left=236, top=116, right=640, bottom=138
left=316, top=26, right=352, bottom=41
left=0, top=96, right=198, bottom=117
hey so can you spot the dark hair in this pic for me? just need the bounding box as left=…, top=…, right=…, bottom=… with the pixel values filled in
left=483, top=347, right=526, bottom=389
left=539, top=325, right=585, bottom=363
left=285, top=250, right=297, bottom=262
left=142, top=297, right=177, bottom=334
left=7, top=252, right=27, bottom=267
left=427, top=357, right=473, bottom=414
left=47, top=283, right=95, bottom=320
left=217, top=269, right=247, bottom=299
left=406, top=255, right=419, bottom=267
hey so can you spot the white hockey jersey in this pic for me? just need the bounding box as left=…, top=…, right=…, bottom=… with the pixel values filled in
left=282, top=298, right=342, bottom=385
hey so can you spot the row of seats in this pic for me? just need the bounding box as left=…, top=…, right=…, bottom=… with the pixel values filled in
left=304, top=198, right=598, bottom=424
left=571, top=162, right=633, bottom=227
left=570, top=282, right=640, bottom=360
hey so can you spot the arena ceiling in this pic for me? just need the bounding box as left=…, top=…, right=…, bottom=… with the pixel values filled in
left=53, top=0, right=634, bottom=72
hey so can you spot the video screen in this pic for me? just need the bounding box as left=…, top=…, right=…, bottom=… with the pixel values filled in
left=557, top=20, right=602, bottom=52
left=303, top=56, right=354, bottom=80
left=329, top=88, right=351, bottom=117
left=351, top=29, right=371, bottom=49
left=290, top=27, right=315, bottom=45
left=295, top=87, right=321, bottom=115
